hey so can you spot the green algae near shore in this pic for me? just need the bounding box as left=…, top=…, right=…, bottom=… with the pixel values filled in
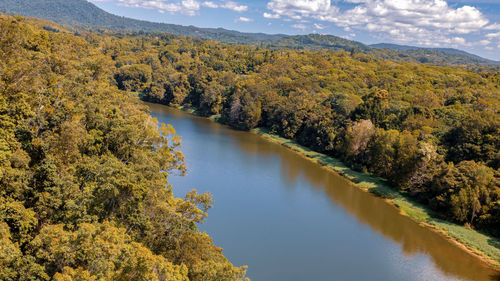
left=252, top=127, right=500, bottom=268
left=162, top=103, right=500, bottom=269
left=147, top=102, right=500, bottom=280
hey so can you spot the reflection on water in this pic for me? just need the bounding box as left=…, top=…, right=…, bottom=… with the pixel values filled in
left=147, top=103, right=500, bottom=281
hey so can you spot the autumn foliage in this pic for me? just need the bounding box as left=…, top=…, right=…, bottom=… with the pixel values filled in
left=0, top=14, right=247, bottom=281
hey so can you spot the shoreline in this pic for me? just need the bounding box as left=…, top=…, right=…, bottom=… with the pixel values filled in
left=252, top=127, right=500, bottom=270
left=160, top=103, right=500, bottom=270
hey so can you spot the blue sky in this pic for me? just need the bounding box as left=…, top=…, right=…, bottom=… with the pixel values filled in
left=90, top=0, right=500, bottom=60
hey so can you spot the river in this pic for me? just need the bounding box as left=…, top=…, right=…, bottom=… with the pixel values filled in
left=147, top=102, right=499, bottom=281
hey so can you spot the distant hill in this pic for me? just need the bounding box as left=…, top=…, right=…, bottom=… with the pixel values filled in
left=261, top=36, right=498, bottom=67
left=371, top=43, right=487, bottom=58
left=260, top=34, right=371, bottom=53
left=1, top=0, right=498, bottom=67
left=371, top=43, right=498, bottom=65
left=0, top=0, right=286, bottom=43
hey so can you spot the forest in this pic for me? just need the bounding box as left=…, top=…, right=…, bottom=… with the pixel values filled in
left=0, top=11, right=499, bottom=280
left=1, top=0, right=499, bottom=68
left=0, top=0, right=285, bottom=44
left=104, top=30, right=499, bottom=236
left=0, top=14, right=247, bottom=280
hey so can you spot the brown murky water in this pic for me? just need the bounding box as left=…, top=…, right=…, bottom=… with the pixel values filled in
left=148, top=103, right=500, bottom=281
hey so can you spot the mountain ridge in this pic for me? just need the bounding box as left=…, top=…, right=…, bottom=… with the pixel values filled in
left=371, top=43, right=497, bottom=63
left=0, top=0, right=287, bottom=43
left=0, top=0, right=497, bottom=67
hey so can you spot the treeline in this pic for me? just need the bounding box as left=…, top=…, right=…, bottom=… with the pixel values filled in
left=3, top=0, right=498, bottom=69
left=91, top=31, right=499, bottom=235
left=1, top=13, right=498, bottom=281
left=260, top=34, right=500, bottom=69
left=0, top=0, right=285, bottom=44
left=0, top=14, right=247, bottom=280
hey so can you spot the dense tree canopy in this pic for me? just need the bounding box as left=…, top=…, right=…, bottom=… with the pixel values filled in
left=0, top=12, right=499, bottom=280
left=95, top=27, right=498, bottom=235
left=0, top=14, right=247, bottom=280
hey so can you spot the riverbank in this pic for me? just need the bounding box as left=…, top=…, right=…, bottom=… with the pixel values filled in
left=170, top=104, right=500, bottom=270
left=252, top=127, right=500, bottom=269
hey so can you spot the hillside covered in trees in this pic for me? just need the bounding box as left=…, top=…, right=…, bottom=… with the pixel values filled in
left=370, top=43, right=499, bottom=67
left=101, top=30, right=499, bottom=237
left=0, top=0, right=285, bottom=44
left=0, top=14, right=247, bottom=281
left=0, top=10, right=499, bottom=279
left=1, top=0, right=498, bottom=68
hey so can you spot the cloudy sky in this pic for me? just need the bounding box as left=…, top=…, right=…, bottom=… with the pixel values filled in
left=90, top=0, right=500, bottom=60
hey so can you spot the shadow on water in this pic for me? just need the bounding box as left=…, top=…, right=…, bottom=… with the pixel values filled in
left=147, top=103, right=500, bottom=281
left=233, top=129, right=499, bottom=281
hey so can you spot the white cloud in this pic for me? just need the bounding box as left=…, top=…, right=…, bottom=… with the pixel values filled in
left=486, top=32, right=500, bottom=39
left=344, top=33, right=356, bottom=39
left=89, top=0, right=247, bottom=15
left=265, top=0, right=489, bottom=46
left=182, top=0, right=200, bottom=13
left=313, top=23, right=326, bottom=29
left=89, top=0, right=199, bottom=15
left=292, top=23, right=307, bottom=30
left=263, top=12, right=281, bottom=19
left=479, top=39, right=490, bottom=45
left=202, top=1, right=219, bottom=8
left=267, top=0, right=333, bottom=17
left=485, top=23, right=500, bottom=30
left=236, top=16, right=253, bottom=22
left=451, top=37, right=467, bottom=45
left=222, top=1, right=248, bottom=12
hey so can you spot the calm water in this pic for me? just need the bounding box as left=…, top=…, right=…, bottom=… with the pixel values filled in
left=147, top=103, right=500, bottom=281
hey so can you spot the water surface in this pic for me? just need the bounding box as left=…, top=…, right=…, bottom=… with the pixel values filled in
left=148, top=103, right=499, bottom=281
